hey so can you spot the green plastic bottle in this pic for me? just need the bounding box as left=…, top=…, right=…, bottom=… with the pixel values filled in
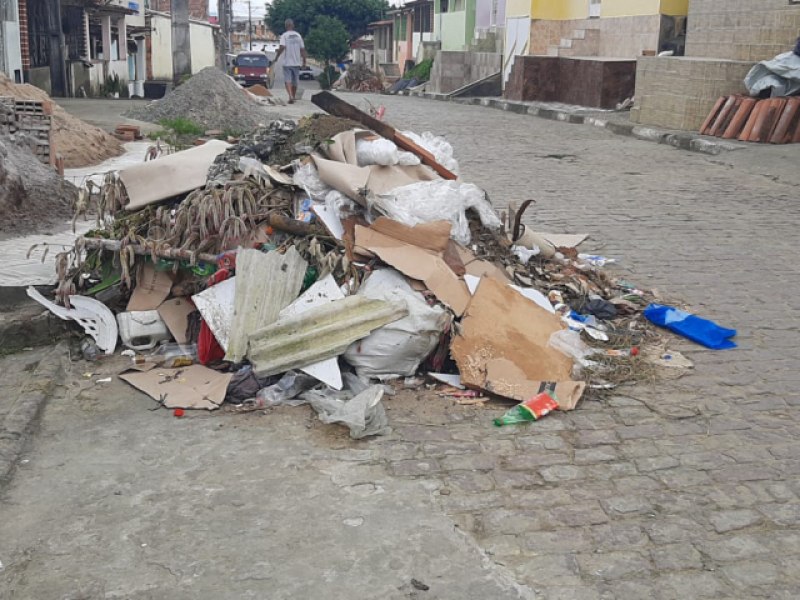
left=493, top=392, right=559, bottom=427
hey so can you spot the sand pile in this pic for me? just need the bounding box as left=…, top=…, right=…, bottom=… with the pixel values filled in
left=0, top=136, right=76, bottom=233
left=0, top=74, right=123, bottom=168
left=125, top=67, right=277, bottom=133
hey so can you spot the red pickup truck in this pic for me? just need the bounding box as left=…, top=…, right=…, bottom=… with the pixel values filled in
left=232, top=52, right=274, bottom=88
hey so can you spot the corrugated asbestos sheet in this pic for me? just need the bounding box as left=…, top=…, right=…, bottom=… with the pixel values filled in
left=225, top=247, right=308, bottom=363
left=247, top=296, right=408, bottom=377
left=701, top=95, right=800, bottom=143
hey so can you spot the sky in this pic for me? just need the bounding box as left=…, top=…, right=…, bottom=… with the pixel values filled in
left=208, top=2, right=269, bottom=19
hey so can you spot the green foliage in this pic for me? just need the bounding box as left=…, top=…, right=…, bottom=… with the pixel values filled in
left=404, top=58, right=433, bottom=82
left=157, top=118, right=204, bottom=136
left=306, top=16, right=351, bottom=64
left=317, top=65, right=341, bottom=90
left=266, top=0, right=388, bottom=41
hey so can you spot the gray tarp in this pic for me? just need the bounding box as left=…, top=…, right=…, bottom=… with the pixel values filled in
left=745, top=51, right=800, bottom=98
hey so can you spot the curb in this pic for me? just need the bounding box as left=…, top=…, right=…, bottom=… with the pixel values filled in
left=402, top=90, right=741, bottom=156
left=0, top=306, right=71, bottom=355
left=0, top=344, right=66, bottom=486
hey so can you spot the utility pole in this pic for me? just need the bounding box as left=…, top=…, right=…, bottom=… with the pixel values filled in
left=247, top=1, right=253, bottom=51
left=217, top=0, right=232, bottom=69
left=171, top=0, right=192, bottom=85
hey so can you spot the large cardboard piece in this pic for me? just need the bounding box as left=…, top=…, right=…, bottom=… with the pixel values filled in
left=157, top=297, right=196, bottom=344
left=354, top=225, right=471, bottom=316
left=120, top=140, right=230, bottom=210
left=120, top=365, right=232, bottom=410
left=451, top=276, right=585, bottom=409
left=127, top=263, right=173, bottom=312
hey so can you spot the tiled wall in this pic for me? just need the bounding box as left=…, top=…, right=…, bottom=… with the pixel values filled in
left=630, top=56, right=752, bottom=130
left=686, top=0, right=800, bottom=61
left=530, top=15, right=665, bottom=58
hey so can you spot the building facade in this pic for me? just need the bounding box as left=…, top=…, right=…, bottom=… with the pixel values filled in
left=0, top=0, right=23, bottom=82
left=434, top=0, right=477, bottom=51
left=632, top=0, right=800, bottom=130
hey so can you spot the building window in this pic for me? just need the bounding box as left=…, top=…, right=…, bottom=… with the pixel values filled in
left=414, top=5, right=433, bottom=33
left=89, top=21, right=103, bottom=60
left=453, top=0, right=465, bottom=11
left=28, top=2, right=51, bottom=68
left=63, top=7, right=86, bottom=60
left=441, top=0, right=449, bottom=14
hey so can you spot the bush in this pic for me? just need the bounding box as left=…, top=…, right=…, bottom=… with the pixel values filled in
left=404, top=59, right=433, bottom=82
left=317, top=65, right=341, bottom=90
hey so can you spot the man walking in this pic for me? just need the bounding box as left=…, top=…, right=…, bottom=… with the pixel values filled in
left=274, top=19, right=307, bottom=104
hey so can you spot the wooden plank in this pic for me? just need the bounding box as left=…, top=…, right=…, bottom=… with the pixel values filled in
left=311, top=91, right=458, bottom=180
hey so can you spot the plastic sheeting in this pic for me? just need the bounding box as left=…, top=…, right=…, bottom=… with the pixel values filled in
left=369, top=180, right=503, bottom=245
left=344, top=269, right=450, bottom=379
left=745, top=51, right=800, bottom=98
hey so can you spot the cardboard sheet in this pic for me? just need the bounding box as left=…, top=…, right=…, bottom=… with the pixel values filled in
left=120, top=365, right=232, bottom=410
left=121, top=140, right=230, bottom=210
left=127, top=263, right=173, bottom=311
left=370, top=217, right=451, bottom=254
left=464, top=275, right=555, bottom=315
left=355, top=225, right=471, bottom=316
left=157, top=297, right=196, bottom=344
left=451, top=276, right=585, bottom=408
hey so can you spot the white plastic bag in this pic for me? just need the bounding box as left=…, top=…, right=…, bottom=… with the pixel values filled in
left=370, top=180, right=503, bottom=245
left=401, top=131, right=459, bottom=176
left=343, top=269, right=449, bottom=379
left=304, top=385, right=391, bottom=439
left=356, top=138, right=421, bottom=167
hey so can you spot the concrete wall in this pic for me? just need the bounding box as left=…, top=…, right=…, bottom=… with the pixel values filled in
left=1, top=1, right=23, bottom=81
left=531, top=0, right=589, bottom=20
left=150, top=14, right=216, bottom=80
left=686, top=0, right=800, bottom=62
left=630, top=55, right=752, bottom=130
left=429, top=49, right=501, bottom=93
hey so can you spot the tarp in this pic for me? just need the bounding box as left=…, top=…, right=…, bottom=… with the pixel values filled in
left=745, top=50, right=800, bottom=98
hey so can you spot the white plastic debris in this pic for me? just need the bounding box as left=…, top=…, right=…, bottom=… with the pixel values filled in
left=401, top=131, right=460, bottom=175
left=370, top=180, right=503, bottom=245
left=512, top=245, right=540, bottom=265
left=344, top=270, right=449, bottom=379
left=26, top=287, right=117, bottom=354
left=116, top=310, right=171, bottom=351
left=356, top=138, right=420, bottom=167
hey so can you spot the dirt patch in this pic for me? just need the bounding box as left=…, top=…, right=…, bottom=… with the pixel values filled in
left=0, top=74, right=123, bottom=169
left=0, top=136, right=76, bottom=233
left=269, top=114, right=360, bottom=165
left=125, top=67, right=278, bottom=133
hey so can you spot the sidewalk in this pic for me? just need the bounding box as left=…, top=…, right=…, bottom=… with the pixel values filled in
left=402, top=90, right=746, bottom=155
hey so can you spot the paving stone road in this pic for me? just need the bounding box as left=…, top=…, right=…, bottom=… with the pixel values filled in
left=293, top=94, right=800, bottom=599
left=2, top=94, right=799, bottom=599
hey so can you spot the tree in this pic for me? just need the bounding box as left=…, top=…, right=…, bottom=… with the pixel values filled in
left=265, top=0, right=388, bottom=41
left=305, top=16, right=350, bottom=89
left=305, top=16, right=351, bottom=64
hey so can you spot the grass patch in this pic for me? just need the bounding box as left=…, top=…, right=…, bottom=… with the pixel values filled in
left=157, top=117, right=204, bottom=136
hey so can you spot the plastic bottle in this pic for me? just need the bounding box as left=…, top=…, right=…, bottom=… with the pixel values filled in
left=493, top=392, right=559, bottom=426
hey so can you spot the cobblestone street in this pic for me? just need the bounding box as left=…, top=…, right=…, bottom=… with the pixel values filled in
left=307, top=94, right=800, bottom=599
left=2, top=94, right=799, bottom=599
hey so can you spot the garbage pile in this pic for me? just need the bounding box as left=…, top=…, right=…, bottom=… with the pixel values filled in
left=125, top=67, right=281, bottom=133
left=31, top=93, right=720, bottom=438
left=334, top=63, right=386, bottom=93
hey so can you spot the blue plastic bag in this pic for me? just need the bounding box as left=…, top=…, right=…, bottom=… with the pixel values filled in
left=644, top=304, right=737, bottom=350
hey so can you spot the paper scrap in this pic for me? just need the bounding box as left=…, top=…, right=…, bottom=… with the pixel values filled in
left=157, top=297, right=196, bottom=345
left=120, top=365, right=232, bottom=410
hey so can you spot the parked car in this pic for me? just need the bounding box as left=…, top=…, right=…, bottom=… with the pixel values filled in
left=232, top=52, right=274, bottom=88
left=299, top=65, right=321, bottom=81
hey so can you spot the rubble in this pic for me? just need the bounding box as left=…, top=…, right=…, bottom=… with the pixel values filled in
left=333, top=63, right=387, bottom=93
left=33, top=91, right=707, bottom=434
left=125, top=67, right=279, bottom=133
left=0, top=73, right=122, bottom=168
left=0, top=135, right=76, bottom=233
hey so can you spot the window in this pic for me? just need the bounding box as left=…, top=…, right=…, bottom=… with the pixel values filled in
left=28, top=2, right=51, bottom=68
left=453, top=0, right=465, bottom=11
left=237, top=54, right=270, bottom=67
left=440, top=0, right=449, bottom=14
left=63, top=7, right=85, bottom=60
left=414, top=5, right=433, bottom=33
